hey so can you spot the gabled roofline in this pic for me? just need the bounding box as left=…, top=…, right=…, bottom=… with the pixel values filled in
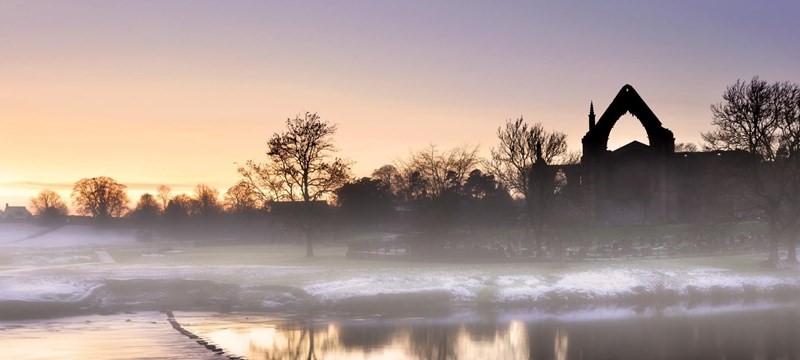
left=582, top=85, right=675, bottom=157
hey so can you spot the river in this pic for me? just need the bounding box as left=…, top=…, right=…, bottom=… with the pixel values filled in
left=2, top=303, right=799, bottom=359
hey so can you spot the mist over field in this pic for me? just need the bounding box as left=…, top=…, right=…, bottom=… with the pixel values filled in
left=2, top=223, right=798, bottom=318
left=3, top=220, right=800, bottom=359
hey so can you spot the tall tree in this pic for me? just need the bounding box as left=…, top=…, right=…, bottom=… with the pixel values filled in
left=190, top=184, right=222, bottom=217
left=156, top=185, right=172, bottom=210
left=486, top=118, right=570, bottom=256
left=703, top=77, right=800, bottom=263
left=238, top=112, right=350, bottom=256
left=71, top=177, right=129, bottom=220
left=29, top=189, right=68, bottom=223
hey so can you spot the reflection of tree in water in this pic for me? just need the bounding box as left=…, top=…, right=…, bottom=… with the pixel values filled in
left=406, top=322, right=530, bottom=360
left=206, top=309, right=800, bottom=359
left=463, top=322, right=503, bottom=342
left=524, top=310, right=800, bottom=360
left=554, top=328, right=568, bottom=360
left=336, top=324, right=396, bottom=351
left=238, top=321, right=328, bottom=360
left=527, top=321, right=558, bottom=360
left=408, top=324, right=457, bottom=360
left=459, top=321, right=529, bottom=359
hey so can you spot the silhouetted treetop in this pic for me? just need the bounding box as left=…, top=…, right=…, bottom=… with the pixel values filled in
left=130, top=193, right=161, bottom=221
left=371, top=164, right=404, bottom=196
left=30, top=189, right=68, bottom=221
left=239, top=112, right=351, bottom=204
left=396, top=144, right=480, bottom=200
left=335, top=177, right=395, bottom=224
left=674, top=142, right=699, bottom=153
left=224, top=180, right=262, bottom=215
left=191, top=184, right=222, bottom=217
left=238, top=111, right=351, bottom=257
left=156, top=185, right=171, bottom=210
left=164, top=194, right=192, bottom=220
left=487, top=117, right=569, bottom=199
left=71, top=176, right=129, bottom=220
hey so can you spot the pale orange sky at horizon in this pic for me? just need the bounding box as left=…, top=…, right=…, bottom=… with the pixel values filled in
left=2, top=1, right=799, bottom=211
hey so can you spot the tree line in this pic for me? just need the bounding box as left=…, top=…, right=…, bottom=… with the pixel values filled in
left=30, top=180, right=250, bottom=223
left=23, top=77, right=800, bottom=262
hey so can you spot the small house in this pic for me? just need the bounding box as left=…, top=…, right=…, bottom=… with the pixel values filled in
left=2, top=204, right=32, bottom=221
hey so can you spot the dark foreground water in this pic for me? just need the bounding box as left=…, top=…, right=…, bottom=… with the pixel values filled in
left=2, top=304, right=800, bottom=359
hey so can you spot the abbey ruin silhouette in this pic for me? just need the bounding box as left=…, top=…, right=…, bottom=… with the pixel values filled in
left=547, top=85, right=747, bottom=226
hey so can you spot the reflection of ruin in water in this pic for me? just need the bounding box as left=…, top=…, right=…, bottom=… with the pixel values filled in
left=182, top=305, right=800, bottom=359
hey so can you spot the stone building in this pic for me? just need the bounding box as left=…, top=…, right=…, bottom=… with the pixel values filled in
left=549, top=85, right=748, bottom=226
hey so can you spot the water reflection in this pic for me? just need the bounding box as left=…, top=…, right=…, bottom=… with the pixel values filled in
left=183, top=305, right=800, bottom=359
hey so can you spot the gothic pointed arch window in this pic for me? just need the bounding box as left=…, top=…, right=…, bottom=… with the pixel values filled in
left=607, top=113, right=652, bottom=151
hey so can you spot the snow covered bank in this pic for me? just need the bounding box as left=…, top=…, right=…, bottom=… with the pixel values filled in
left=2, top=269, right=799, bottom=319
left=0, top=276, right=100, bottom=302
left=299, top=266, right=800, bottom=308
left=2, top=250, right=799, bottom=319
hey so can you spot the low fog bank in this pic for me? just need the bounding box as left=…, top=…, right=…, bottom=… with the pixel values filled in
left=2, top=224, right=800, bottom=320
left=0, top=223, right=137, bottom=248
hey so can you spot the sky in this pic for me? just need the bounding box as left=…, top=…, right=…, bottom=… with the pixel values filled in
left=1, top=1, right=799, bottom=210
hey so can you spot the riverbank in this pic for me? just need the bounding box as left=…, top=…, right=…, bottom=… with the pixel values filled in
left=2, top=240, right=799, bottom=320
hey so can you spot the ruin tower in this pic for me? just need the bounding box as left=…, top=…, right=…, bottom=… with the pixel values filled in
left=581, top=85, right=677, bottom=225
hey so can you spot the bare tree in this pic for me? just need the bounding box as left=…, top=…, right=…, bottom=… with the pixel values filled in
left=190, top=184, right=222, bottom=217
left=392, top=145, right=482, bottom=249
left=396, top=144, right=480, bottom=199
left=30, top=189, right=68, bottom=223
left=703, top=77, right=800, bottom=263
left=675, top=142, right=699, bottom=152
left=238, top=112, right=350, bottom=257
left=71, top=177, right=129, bottom=220
left=371, top=164, right=404, bottom=196
left=156, top=185, right=172, bottom=210
left=224, top=180, right=262, bottom=215
left=486, top=118, right=568, bottom=198
left=486, top=118, right=570, bottom=256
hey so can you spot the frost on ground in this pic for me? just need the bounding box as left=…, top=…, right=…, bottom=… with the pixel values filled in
left=0, top=275, right=100, bottom=302
left=299, top=265, right=800, bottom=307
left=493, top=267, right=800, bottom=304
left=1, top=228, right=799, bottom=316
left=2, top=262, right=799, bottom=313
